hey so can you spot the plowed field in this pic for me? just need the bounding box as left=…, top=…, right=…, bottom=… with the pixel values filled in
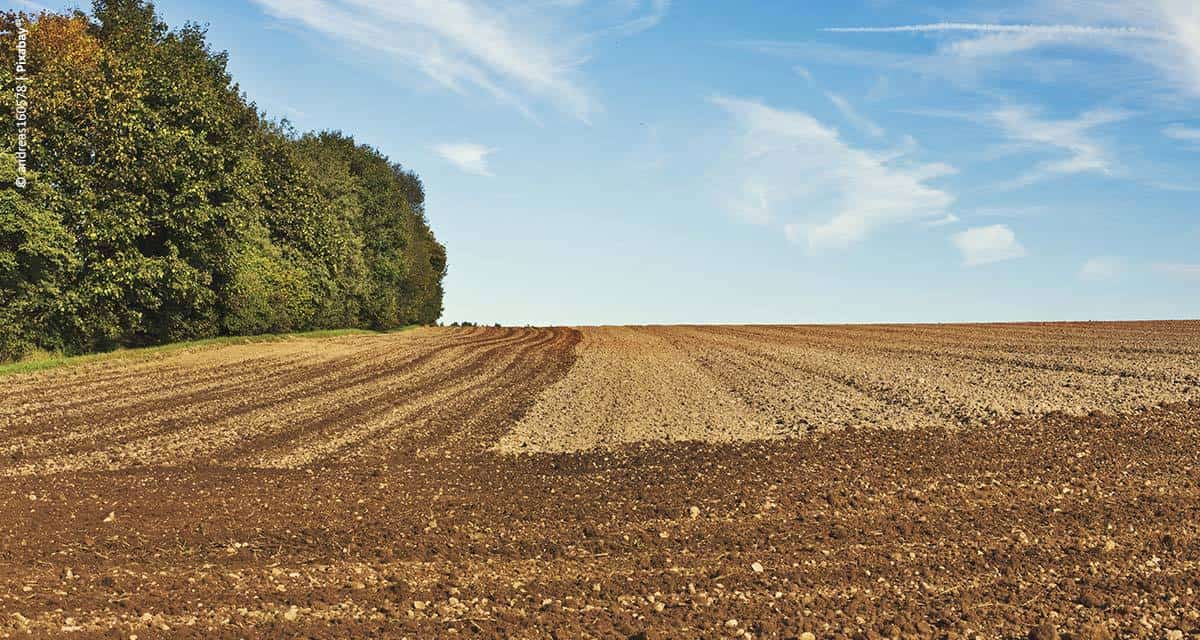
left=2, top=322, right=1199, bottom=639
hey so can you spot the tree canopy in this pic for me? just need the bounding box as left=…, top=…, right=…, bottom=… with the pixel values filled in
left=0, top=1, right=446, bottom=360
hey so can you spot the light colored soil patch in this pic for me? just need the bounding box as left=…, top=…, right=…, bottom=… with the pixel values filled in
left=497, top=326, right=773, bottom=453
left=501, top=322, right=1200, bottom=453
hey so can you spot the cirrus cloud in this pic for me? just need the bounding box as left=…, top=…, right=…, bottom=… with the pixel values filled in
left=1165, top=124, right=1200, bottom=145
left=710, top=95, right=956, bottom=251
left=823, top=1, right=1200, bottom=99
left=989, top=106, right=1133, bottom=187
left=1153, top=263, right=1200, bottom=280
left=249, top=0, right=671, bottom=121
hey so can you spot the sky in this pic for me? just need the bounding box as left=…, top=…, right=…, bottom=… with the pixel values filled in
left=24, top=0, right=1200, bottom=324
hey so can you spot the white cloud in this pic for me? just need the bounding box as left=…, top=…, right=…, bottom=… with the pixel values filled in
left=989, top=106, right=1132, bottom=187
left=952, top=224, right=1026, bottom=266
left=613, top=0, right=671, bottom=36
left=824, top=22, right=1160, bottom=38
left=710, top=95, right=955, bottom=250
left=791, top=67, right=884, bottom=137
left=1153, top=263, right=1200, bottom=280
left=825, top=22, right=1161, bottom=40
left=923, top=213, right=960, bottom=227
left=1079, top=256, right=1123, bottom=281
left=825, top=92, right=885, bottom=137
left=1061, top=0, right=1200, bottom=99
left=902, top=105, right=1136, bottom=188
left=433, top=142, right=496, bottom=176
left=730, top=177, right=772, bottom=225
left=1164, top=124, right=1200, bottom=144
left=822, top=21, right=1162, bottom=64
left=824, top=2, right=1200, bottom=99
left=249, top=0, right=670, bottom=120
left=971, top=205, right=1051, bottom=218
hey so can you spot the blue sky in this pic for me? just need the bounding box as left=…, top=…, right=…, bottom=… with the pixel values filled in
left=28, top=0, right=1200, bottom=324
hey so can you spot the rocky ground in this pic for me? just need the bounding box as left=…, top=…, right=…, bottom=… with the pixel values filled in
left=1, top=322, right=1198, bottom=639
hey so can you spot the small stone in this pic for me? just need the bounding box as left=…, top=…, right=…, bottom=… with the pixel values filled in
left=653, top=602, right=665, bottom=613
left=689, top=506, right=700, bottom=519
left=1166, top=631, right=1183, bottom=640
left=413, top=601, right=426, bottom=610
left=725, top=619, right=739, bottom=628
left=283, top=606, right=299, bottom=622
left=1028, top=623, right=1059, bottom=640
left=1075, top=623, right=1111, bottom=640
left=750, top=562, right=764, bottom=574
left=103, top=512, right=116, bottom=523
left=799, top=633, right=816, bottom=640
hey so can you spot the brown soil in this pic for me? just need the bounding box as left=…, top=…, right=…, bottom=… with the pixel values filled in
left=1, top=322, right=1199, bottom=639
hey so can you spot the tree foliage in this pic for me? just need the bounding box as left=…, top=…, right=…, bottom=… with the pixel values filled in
left=0, top=1, right=446, bottom=360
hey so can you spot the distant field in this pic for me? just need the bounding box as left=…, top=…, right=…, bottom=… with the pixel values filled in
left=2, top=323, right=1199, bottom=638
left=503, top=322, right=1199, bottom=452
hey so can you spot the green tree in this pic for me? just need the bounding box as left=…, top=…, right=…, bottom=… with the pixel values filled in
left=0, top=2, right=445, bottom=361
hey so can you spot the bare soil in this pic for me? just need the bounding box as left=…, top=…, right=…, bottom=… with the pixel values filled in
left=1, top=322, right=1199, bottom=639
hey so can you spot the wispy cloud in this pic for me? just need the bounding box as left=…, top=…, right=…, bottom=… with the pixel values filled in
left=923, top=213, right=960, bottom=227
left=824, top=23, right=1160, bottom=37
left=952, top=224, right=1026, bottom=266
left=1079, top=256, right=1123, bottom=281
left=822, top=21, right=1161, bottom=64
left=710, top=95, right=955, bottom=250
left=1164, top=123, right=1200, bottom=145
left=824, top=2, right=1200, bottom=99
left=825, top=92, right=885, bottom=137
left=433, top=142, right=496, bottom=176
left=970, top=205, right=1051, bottom=218
left=1047, top=0, right=1200, bottom=99
left=791, top=67, right=885, bottom=138
left=1153, top=263, right=1200, bottom=280
left=612, top=0, right=670, bottom=36
left=249, top=0, right=670, bottom=121
left=989, top=106, right=1132, bottom=187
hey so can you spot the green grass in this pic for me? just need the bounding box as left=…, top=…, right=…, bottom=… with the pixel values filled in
left=0, top=326, right=419, bottom=378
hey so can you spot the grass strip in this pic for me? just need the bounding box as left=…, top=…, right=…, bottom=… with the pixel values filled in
left=0, top=326, right=420, bottom=378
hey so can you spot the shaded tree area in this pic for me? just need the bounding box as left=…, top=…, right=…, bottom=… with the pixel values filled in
left=0, top=1, right=446, bottom=360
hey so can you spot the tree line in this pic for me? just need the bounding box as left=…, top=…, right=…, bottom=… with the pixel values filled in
left=0, top=0, right=446, bottom=361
